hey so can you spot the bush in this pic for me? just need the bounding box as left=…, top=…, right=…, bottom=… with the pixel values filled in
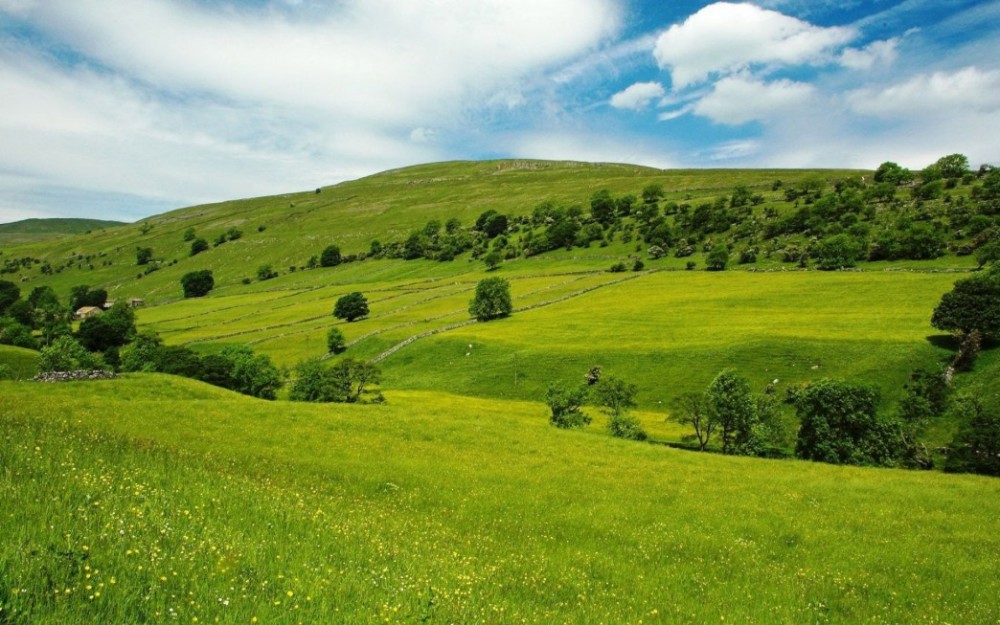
left=608, top=413, right=647, bottom=441
left=944, top=396, right=1000, bottom=476
left=705, top=245, right=729, bottom=271
left=181, top=270, right=215, bottom=298
left=38, top=336, right=101, bottom=372
left=190, top=238, right=209, bottom=256
left=0, top=317, right=38, bottom=349
left=256, top=265, right=278, bottom=281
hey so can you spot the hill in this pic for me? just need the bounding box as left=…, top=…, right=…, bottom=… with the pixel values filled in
left=2, top=375, right=999, bottom=623
left=0, top=217, right=126, bottom=244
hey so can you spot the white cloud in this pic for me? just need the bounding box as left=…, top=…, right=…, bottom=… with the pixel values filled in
left=610, top=81, right=665, bottom=110
left=693, top=75, right=815, bottom=124
left=704, top=140, right=762, bottom=161
left=0, top=0, right=622, bottom=220
left=839, top=37, right=900, bottom=70
left=653, top=2, right=855, bottom=88
left=510, top=132, right=678, bottom=169
left=847, top=66, right=1000, bottom=116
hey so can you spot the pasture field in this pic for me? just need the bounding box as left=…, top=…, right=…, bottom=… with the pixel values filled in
left=3, top=376, right=1000, bottom=624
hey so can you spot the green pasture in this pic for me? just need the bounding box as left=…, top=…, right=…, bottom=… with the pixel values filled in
left=3, top=376, right=999, bottom=624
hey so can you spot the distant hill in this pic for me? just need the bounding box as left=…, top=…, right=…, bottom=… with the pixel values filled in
left=0, top=217, right=126, bottom=244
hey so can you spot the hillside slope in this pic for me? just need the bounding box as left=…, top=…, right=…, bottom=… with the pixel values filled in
left=3, top=376, right=999, bottom=624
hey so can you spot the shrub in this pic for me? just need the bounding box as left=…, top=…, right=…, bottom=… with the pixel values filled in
left=326, top=327, right=347, bottom=354
left=546, top=384, right=590, bottom=429
left=38, top=336, right=101, bottom=372
left=608, top=413, right=647, bottom=441
left=320, top=245, right=342, bottom=267
left=190, top=238, right=209, bottom=256
left=705, top=245, right=729, bottom=271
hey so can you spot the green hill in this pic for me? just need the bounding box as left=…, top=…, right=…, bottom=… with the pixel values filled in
left=2, top=376, right=999, bottom=623
left=0, top=217, right=125, bottom=244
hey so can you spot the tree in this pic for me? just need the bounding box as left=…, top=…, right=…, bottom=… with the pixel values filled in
left=0, top=317, right=38, bottom=349
left=256, top=265, right=278, bottom=281
left=794, top=379, right=900, bottom=466
left=641, top=182, right=664, bottom=207
left=935, top=153, right=969, bottom=179
left=707, top=370, right=757, bottom=454
left=673, top=392, right=715, bottom=451
left=181, top=270, right=215, bottom=298
left=77, top=301, right=136, bottom=353
left=483, top=251, right=503, bottom=271
left=334, top=292, right=369, bottom=322
left=705, top=245, right=729, bottom=271
left=594, top=375, right=645, bottom=440
left=975, top=240, right=1000, bottom=269
left=931, top=271, right=1000, bottom=338
left=546, top=383, right=591, bottom=429
left=329, top=357, right=382, bottom=403
left=38, top=336, right=101, bottom=372
left=873, top=161, right=912, bottom=186
left=69, top=285, right=107, bottom=311
left=190, top=237, right=209, bottom=256
left=0, top=280, right=20, bottom=314
left=944, top=395, right=1000, bottom=476
left=218, top=345, right=281, bottom=400
left=289, top=358, right=338, bottom=402
left=136, top=246, right=153, bottom=265
left=590, top=189, right=616, bottom=225
left=119, top=332, right=164, bottom=373
left=320, top=244, right=342, bottom=267
left=327, top=327, right=347, bottom=354
left=813, top=234, right=862, bottom=270
left=469, top=277, right=512, bottom=321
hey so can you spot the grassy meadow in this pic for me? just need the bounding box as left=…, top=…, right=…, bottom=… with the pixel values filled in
left=3, top=377, right=1000, bottom=624
left=3, top=159, right=999, bottom=622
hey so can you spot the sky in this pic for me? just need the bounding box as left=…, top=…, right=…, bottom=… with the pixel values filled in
left=1, top=0, right=999, bottom=223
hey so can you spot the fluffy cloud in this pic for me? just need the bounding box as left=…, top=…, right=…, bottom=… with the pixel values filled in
left=847, top=66, right=1000, bottom=116
left=692, top=75, right=815, bottom=125
left=610, top=81, right=665, bottom=110
left=839, top=37, right=900, bottom=70
left=653, top=2, right=854, bottom=88
left=0, top=0, right=621, bottom=220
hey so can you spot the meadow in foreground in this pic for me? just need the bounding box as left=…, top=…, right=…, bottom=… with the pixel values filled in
left=3, top=376, right=999, bottom=624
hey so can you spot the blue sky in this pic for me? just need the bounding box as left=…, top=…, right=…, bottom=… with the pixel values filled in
left=1, top=0, right=998, bottom=223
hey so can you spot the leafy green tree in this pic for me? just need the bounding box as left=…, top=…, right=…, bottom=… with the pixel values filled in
left=183, top=227, right=196, bottom=241
left=707, top=370, right=758, bottom=454
left=6, top=299, right=34, bottom=327
left=641, top=182, right=664, bottom=207
left=594, top=375, right=645, bottom=440
left=218, top=345, right=281, bottom=400
left=190, top=237, right=209, bottom=256
left=0, top=280, right=20, bottom=314
left=334, top=292, right=369, bottom=322
left=705, top=245, right=730, bottom=271
left=38, top=336, right=101, bottom=372
left=935, top=153, right=970, bottom=179
left=814, top=234, right=862, bottom=270
left=69, top=285, right=107, bottom=311
left=469, top=277, right=512, bottom=321
left=673, top=392, right=715, bottom=451
left=320, top=244, right=342, bottom=267
left=326, top=327, right=347, bottom=354
left=136, top=246, right=153, bottom=265
left=975, top=240, right=1000, bottom=269
left=289, top=358, right=338, bottom=402
left=329, top=357, right=382, bottom=403
left=119, top=332, right=164, bottom=373
left=944, top=395, right=1000, bottom=476
left=77, top=301, right=136, bottom=353
left=931, top=271, right=1000, bottom=338
left=483, top=251, right=502, bottom=271
left=794, top=379, right=900, bottom=466
left=181, top=270, right=215, bottom=298
left=0, top=317, right=38, bottom=349
left=546, top=383, right=591, bottom=429
left=590, top=189, right=616, bottom=225
left=256, top=265, right=278, bottom=281
left=873, top=161, right=912, bottom=185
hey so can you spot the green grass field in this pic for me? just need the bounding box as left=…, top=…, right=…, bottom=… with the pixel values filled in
left=3, top=377, right=1000, bottom=624
left=3, top=159, right=999, bottom=623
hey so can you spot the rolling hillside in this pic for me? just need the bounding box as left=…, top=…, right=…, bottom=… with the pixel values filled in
left=0, top=217, right=126, bottom=244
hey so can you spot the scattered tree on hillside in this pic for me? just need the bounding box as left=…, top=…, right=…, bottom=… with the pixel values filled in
left=931, top=269, right=1000, bottom=369
left=595, top=375, right=646, bottom=440
left=320, top=244, right=342, bottom=267
left=813, top=234, right=862, bottom=270
left=190, top=237, right=209, bottom=256
left=326, top=327, right=347, bottom=354
left=38, top=336, right=101, bottom=372
left=546, top=383, right=591, bottom=429
left=334, top=292, right=369, bottom=322
left=483, top=251, right=502, bottom=271
left=181, top=270, right=215, bottom=298
left=218, top=345, right=282, bottom=400
left=469, top=277, right=512, bottom=321
left=944, top=395, right=1000, bottom=476
left=136, top=246, right=153, bottom=266
left=77, top=301, right=136, bottom=354
left=674, top=392, right=715, bottom=451
left=705, top=245, right=730, bottom=271
left=0, top=317, right=38, bottom=349
left=69, top=285, right=107, bottom=311
left=794, top=378, right=900, bottom=467
left=256, top=265, right=278, bottom=281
